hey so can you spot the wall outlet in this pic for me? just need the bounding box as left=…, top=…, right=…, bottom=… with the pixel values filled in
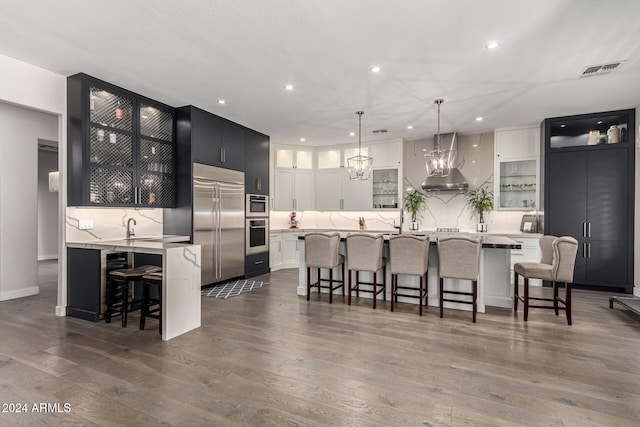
left=79, top=219, right=94, bottom=230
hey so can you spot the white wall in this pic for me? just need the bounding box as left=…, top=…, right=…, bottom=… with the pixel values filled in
left=0, top=53, right=65, bottom=310
left=37, top=149, right=59, bottom=260
left=0, top=102, right=58, bottom=301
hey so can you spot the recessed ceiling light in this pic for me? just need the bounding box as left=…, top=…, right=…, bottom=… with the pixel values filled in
left=475, top=117, right=483, bottom=122
left=407, top=125, right=414, bottom=129
left=472, top=144, right=478, bottom=148
left=485, top=41, right=501, bottom=50
left=597, top=120, right=603, bottom=124
left=370, top=66, right=381, bottom=73
left=561, top=124, right=566, bottom=127
left=284, top=84, right=294, bottom=91
left=349, top=132, right=355, bottom=136
left=300, top=138, right=306, bottom=142
left=217, top=99, right=226, bottom=105
left=472, top=160, right=476, bottom=164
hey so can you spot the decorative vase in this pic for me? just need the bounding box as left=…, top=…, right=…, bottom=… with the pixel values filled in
left=410, top=221, right=419, bottom=231
left=477, top=222, right=487, bottom=232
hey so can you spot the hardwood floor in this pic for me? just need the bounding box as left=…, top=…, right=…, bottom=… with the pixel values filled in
left=1, top=262, right=639, bottom=426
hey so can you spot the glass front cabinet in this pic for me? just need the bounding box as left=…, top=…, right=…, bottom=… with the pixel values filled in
left=68, top=74, right=175, bottom=207
left=372, top=168, right=399, bottom=209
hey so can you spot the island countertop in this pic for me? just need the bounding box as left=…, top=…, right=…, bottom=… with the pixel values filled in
left=66, top=235, right=192, bottom=254
left=296, top=233, right=521, bottom=249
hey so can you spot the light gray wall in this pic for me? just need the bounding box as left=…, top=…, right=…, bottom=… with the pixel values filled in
left=38, top=149, right=58, bottom=260
left=404, top=132, right=527, bottom=231
left=0, top=102, right=58, bottom=300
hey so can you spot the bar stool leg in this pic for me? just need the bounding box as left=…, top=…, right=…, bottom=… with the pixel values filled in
left=372, top=272, right=377, bottom=310
left=424, top=272, right=429, bottom=307
left=140, top=281, right=148, bottom=330
left=472, top=280, right=477, bottom=323
left=341, top=263, right=345, bottom=296
left=514, top=272, right=519, bottom=312
left=106, top=277, right=114, bottom=323
left=524, top=277, right=529, bottom=322
left=390, top=274, right=395, bottom=312
left=329, top=268, right=333, bottom=304
left=348, top=270, right=352, bottom=306
left=566, top=282, right=572, bottom=326
left=382, top=265, right=386, bottom=301
left=356, top=271, right=360, bottom=298
left=122, top=280, right=129, bottom=328
left=317, top=268, right=321, bottom=298
left=419, top=275, right=423, bottom=316
left=439, top=277, right=444, bottom=318
left=306, top=267, right=311, bottom=301
left=553, top=281, right=559, bottom=316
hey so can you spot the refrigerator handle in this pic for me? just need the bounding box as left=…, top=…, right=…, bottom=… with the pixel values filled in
left=217, top=185, right=222, bottom=278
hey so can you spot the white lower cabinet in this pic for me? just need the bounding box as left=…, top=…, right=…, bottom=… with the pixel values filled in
left=282, top=231, right=304, bottom=268
left=269, top=231, right=283, bottom=270
left=510, top=235, right=542, bottom=286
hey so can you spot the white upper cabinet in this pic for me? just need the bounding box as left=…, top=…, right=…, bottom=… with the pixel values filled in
left=370, top=139, right=402, bottom=168
left=495, top=126, right=539, bottom=160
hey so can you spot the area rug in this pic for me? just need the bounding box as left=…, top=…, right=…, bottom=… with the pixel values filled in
left=201, top=280, right=269, bottom=299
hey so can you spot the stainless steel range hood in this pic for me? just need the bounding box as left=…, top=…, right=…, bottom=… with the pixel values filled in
left=421, top=132, right=469, bottom=192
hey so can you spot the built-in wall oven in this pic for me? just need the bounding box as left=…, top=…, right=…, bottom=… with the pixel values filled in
left=246, top=194, right=269, bottom=217
left=246, top=218, right=269, bottom=254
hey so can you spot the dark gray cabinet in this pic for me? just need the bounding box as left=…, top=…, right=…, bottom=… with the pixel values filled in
left=67, top=73, right=176, bottom=207
left=245, top=129, right=270, bottom=195
left=543, top=109, right=634, bottom=292
left=186, top=106, right=245, bottom=171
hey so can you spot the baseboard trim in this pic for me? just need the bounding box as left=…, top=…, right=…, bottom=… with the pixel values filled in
left=634, top=287, right=640, bottom=298
left=55, top=305, right=66, bottom=317
left=0, top=286, right=40, bottom=301
left=38, top=254, right=58, bottom=261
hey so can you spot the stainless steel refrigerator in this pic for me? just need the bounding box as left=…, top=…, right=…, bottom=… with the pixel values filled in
left=193, top=163, right=245, bottom=285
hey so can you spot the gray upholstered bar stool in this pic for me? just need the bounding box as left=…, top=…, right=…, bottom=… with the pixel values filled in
left=346, top=233, right=386, bottom=309
left=389, top=235, right=430, bottom=316
left=107, top=265, right=162, bottom=327
left=514, top=235, right=578, bottom=325
left=305, top=232, right=345, bottom=304
left=437, top=236, right=482, bottom=323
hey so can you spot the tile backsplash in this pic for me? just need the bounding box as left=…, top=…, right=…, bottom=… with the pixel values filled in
left=66, top=207, right=163, bottom=242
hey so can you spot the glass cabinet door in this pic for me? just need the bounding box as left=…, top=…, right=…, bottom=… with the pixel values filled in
left=372, top=168, right=399, bottom=209
left=498, top=159, right=537, bottom=210
left=138, top=104, right=175, bottom=206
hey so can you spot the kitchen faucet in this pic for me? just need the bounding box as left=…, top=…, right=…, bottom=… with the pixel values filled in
left=393, top=208, right=403, bottom=234
left=126, top=218, right=137, bottom=239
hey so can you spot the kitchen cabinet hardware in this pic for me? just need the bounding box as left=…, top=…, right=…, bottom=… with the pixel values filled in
left=587, top=222, right=591, bottom=238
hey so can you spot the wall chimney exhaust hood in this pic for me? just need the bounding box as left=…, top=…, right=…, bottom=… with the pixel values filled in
left=421, top=132, right=469, bottom=192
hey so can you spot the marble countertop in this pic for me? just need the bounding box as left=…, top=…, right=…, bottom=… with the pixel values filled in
left=273, top=227, right=540, bottom=238
left=296, top=232, right=521, bottom=249
left=66, top=235, right=193, bottom=254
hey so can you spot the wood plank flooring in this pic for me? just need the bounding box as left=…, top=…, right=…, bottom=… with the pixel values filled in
left=0, top=261, right=639, bottom=426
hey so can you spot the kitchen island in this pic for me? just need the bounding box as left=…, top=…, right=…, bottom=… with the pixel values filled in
left=297, top=232, right=521, bottom=313
left=66, top=236, right=201, bottom=341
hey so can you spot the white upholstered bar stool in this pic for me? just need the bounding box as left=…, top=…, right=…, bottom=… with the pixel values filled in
left=305, top=232, right=345, bottom=304
left=437, top=236, right=482, bottom=323
left=514, top=235, right=578, bottom=325
left=389, top=235, right=430, bottom=316
left=346, top=233, right=386, bottom=309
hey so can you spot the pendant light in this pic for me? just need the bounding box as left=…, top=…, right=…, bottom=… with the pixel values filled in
left=424, top=99, right=453, bottom=177
left=347, top=110, right=373, bottom=180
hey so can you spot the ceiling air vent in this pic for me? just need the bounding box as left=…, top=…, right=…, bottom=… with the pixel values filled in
left=372, top=129, right=388, bottom=134
left=580, top=61, right=624, bottom=78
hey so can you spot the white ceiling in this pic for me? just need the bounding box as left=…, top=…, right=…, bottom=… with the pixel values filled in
left=1, top=0, right=640, bottom=147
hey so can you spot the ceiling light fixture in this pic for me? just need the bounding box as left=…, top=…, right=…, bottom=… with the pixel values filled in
left=217, top=99, right=226, bottom=105
left=300, top=138, right=306, bottom=142
left=284, top=84, right=294, bottom=91
left=485, top=41, right=501, bottom=50
left=475, top=117, right=483, bottom=122
left=369, top=66, right=381, bottom=73
left=407, top=125, right=414, bottom=129
left=349, top=132, right=355, bottom=136
left=347, top=111, right=373, bottom=180
left=424, top=99, right=453, bottom=177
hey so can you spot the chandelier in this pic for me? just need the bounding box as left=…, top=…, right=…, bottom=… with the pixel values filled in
left=347, top=110, right=373, bottom=180
left=424, top=99, right=453, bottom=177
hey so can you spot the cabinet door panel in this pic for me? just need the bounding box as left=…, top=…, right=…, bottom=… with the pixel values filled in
left=192, top=108, right=223, bottom=166
left=342, top=171, right=372, bottom=210
left=222, top=120, right=245, bottom=171
left=496, top=127, right=538, bottom=159
left=274, top=170, right=294, bottom=210
left=587, top=149, right=628, bottom=241
left=586, top=240, right=627, bottom=286
left=316, top=170, right=342, bottom=210
left=294, top=171, right=314, bottom=210
left=245, top=130, right=269, bottom=195
left=548, top=151, right=587, bottom=238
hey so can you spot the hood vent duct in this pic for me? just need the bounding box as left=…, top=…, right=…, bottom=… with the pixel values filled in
left=421, top=132, right=469, bottom=192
